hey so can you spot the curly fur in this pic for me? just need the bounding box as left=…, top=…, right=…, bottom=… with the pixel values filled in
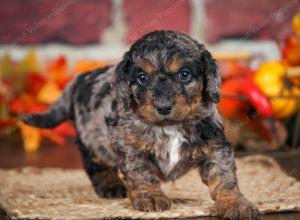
left=21, top=30, right=259, bottom=219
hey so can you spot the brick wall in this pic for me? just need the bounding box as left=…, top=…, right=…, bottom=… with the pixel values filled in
left=205, top=0, right=299, bottom=43
left=0, top=0, right=299, bottom=46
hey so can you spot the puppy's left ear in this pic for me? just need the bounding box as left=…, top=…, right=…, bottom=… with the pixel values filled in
left=201, top=49, right=221, bottom=103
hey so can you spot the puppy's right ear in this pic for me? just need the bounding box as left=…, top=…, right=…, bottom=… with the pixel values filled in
left=116, top=52, right=132, bottom=111
left=201, top=49, right=221, bottom=103
left=191, top=40, right=220, bottom=104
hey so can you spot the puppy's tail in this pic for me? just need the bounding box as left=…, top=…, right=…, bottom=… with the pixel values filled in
left=20, top=80, right=76, bottom=128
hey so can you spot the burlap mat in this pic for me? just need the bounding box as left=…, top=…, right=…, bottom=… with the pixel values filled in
left=0, top=155, right=299, bottom=219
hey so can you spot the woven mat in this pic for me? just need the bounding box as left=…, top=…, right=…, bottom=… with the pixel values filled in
left=0, top=155, right=299, bottom=219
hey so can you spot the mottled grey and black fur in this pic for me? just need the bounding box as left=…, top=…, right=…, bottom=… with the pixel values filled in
left=21, top=30, right=259, bottom=219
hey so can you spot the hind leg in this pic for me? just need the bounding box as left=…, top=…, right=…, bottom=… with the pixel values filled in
left=77, top=139, right=127, bottom=199
left=90, top=166, right=126, bottom=199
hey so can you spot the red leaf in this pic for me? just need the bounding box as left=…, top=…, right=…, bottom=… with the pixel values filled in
left=0, top=119, right=17, bottom=127
left=9, top=94, right=47, bottom=114
left=52, top=122, right=76, bottom=137
left=25, top=73, right=47, bottom=94
left=41, top=130, right=66, bottom=146
left=48, top=56, right=71, bottom=88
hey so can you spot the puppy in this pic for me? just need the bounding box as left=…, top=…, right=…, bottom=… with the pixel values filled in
left=22, top=30, right=259, bottom=219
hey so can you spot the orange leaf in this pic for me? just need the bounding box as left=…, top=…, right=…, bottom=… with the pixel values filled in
left=48, top=56, right=71, bottom=88
left=37, top=81, right=62, bottom=104
left=73, top=60, right=107, bottom=74
left=18, top=121, right=41, bottom=153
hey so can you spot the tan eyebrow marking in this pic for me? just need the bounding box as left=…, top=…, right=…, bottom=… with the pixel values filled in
left=169, top=57, right=184, bottom=73
left=135, top=57, right=155, bottom=74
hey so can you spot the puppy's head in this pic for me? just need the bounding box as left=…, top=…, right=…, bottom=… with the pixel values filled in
left=117, top=30, right=220, bottom=125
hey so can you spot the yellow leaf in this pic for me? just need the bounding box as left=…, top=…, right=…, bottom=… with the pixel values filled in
left=18, top=121, right=41, bottom=153
left=0, top=53, right=14, bottom=77
left=15, top=50, right=39, bottom=74
left=293, top=12, right=300, bottom=36
left=37, top=81, right=62, bottom=104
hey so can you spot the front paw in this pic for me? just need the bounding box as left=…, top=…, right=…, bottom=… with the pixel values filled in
left=215, top=191, right=259, bottom=220
left=131, top=191, right=171, bottom=212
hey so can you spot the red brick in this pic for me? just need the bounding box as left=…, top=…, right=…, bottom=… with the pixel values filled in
left=204, top=0, right=299, bottom=43
left=124, top=0, right=190, bottom=43
left=0, top=0, right=112, bottom=45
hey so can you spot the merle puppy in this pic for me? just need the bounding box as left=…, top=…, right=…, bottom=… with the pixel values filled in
left=22, top=30, right=259, bottom=219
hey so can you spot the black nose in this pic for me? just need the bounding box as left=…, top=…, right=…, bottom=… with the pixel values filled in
left=155, top=104, right=173, bottom=116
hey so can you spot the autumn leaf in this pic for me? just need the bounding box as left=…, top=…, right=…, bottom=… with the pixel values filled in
left=1, top=52, right=109, bottom=153
left=0, top=119, right=17, bottom=128
left=24, top=73, right=47, bottom=95
left=18, top=121, right=41, bottom=153
left=10, top=94, right=47, bottom=114
left=48, top=56, right=71, bottom=88
left=0, top=53, right=14, bottom=77
left=1, top=51, right=40, bottom=93
left=52, top=122, right=75, bottom=136
left=73, top=60, right=107, bottom=74
left=41, top=129, right=65, bottom=146
left=37, top=81, right=62, bottom=104
left=15, top=50, right=39, bottom=75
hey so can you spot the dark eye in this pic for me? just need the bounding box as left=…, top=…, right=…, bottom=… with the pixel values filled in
left=177, top=70, right=193, bottom=83
left=137, top=73, right=149, bottom=85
